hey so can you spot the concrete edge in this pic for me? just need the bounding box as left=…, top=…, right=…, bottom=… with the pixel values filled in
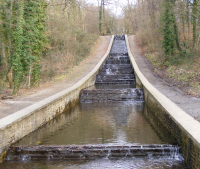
left=125, top=35, right=200, bottom=166
left=0, top=35, right=114, bottom=156
left=0, top=36, right=114, bottom=129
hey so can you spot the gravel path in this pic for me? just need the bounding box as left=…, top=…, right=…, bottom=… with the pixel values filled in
left=0, top=36, right=111, bottom=119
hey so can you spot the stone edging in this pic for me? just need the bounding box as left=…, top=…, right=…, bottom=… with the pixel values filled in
left=125, top=35, right=200, bottom=168
left=0, top=35, right=114, bottom=159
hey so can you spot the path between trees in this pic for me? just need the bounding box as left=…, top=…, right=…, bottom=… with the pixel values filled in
left=0, top=35, right=199, bottom=124
left=0, top=36, right=111, bottom=119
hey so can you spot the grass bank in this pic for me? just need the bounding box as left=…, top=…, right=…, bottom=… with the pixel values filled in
left=0, top=34, right=99, bottom=99
left=135, top=36, right=200, bottom=98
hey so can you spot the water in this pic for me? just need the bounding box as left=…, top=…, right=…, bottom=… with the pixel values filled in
left=106, top=68, right=114, bottom=75
left=0, top=35, right=189, bottom=168
left=0, top=102, right=188, bottom=168
left=13, top=102, right=175, bottom=146
left=88, top=84, right=136, bottom=89
left=0, top=158, right=188, bottom=169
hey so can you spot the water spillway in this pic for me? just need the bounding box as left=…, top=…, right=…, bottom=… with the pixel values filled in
left=1, top=35, right=188, bottom=168
left=96, top=36, right=134, bottom=86
left=79, top=89, right=144, bottom=102
left=8, top=145, right=181, bottom=160
left=81, top=35, right=139, bottom=102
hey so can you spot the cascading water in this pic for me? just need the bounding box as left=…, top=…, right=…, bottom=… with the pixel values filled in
left=0, top=35, right=189, bottom=169
left=106, top=68, right=114, bottom=75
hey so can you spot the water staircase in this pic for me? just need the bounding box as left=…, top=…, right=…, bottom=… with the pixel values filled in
left=5, top=35, right=182, bottom=162
left=80, top=35, right=143, bottom=103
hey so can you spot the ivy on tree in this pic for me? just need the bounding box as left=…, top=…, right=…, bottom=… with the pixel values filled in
left=0, top=0, right=48, bottom=94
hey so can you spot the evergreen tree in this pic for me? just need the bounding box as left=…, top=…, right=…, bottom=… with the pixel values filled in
left=22, top=0, right=47, bottom=87
left=12, top=0, right=24, bottom=94
left=0, top=0, right=15, bottom=88
left=192, top=0, right=198, bottom=46
left=162, top=0, right=180, bottom=61
left=0, top=0, right=48, bottom=94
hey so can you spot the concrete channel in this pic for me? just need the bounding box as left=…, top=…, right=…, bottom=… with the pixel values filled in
left=125, top=35, right=200, bottom=169
left=0, top=35, right=199, bottom=168
left=0, top=37, right=115, bottom=160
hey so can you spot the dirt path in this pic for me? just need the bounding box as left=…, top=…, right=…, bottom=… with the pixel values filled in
left=0, top=36, right=111, bottom=119
left=128, top=35, right=200, bottom=122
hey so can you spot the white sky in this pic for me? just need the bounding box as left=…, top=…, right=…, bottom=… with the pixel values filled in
left=85, top=0, right=137, bottom=17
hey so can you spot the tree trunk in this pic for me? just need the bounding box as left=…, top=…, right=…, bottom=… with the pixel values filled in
left=7, top=67, right=14, bottom=89
left=13, top=0, right=24, bottom=94
left=2, top=42, right=14, bottom=88
left=192, top=0, right=198, bottom=47
left=1, top=43, right=7, bottom=70
left=28, top=64, right=32, bottom=89
left=186, top=0, right=190, bottom=41
left=99, top=0, right=102, bottom=34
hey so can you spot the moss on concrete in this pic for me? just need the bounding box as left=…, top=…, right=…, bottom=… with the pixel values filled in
left=145, top=92, right=200, bottom=168
left=0, top=151, right=7, bottom=162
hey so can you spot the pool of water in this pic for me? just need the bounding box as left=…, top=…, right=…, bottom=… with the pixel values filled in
left=1, top=101, right=189, bottom=168
left=14, top=102, right=175, bottom=146
left=0, top=157, right=188, bottom=169
left=0, top=35, right=189, bottom=168
left=0, top=101, right=187, bottom=169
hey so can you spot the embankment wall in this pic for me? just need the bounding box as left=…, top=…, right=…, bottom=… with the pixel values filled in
left=125, top=35, right=200, bottom=169
left=0, top=36, right=114, bottom=160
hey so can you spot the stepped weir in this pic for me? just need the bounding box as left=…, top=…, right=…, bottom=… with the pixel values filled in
left=2, top=35, right=187, bottom=168
left=80, top=35, right=142, bottom=102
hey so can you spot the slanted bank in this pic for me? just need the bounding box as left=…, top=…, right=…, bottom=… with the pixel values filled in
left=126, top=35, right=200, bottom=169
left=0, top=36, right=114, bottom=161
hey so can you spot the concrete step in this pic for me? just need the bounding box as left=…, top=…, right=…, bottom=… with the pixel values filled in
left=95, top=80, right=136, bottom=85
left=98, top=68, right=134, bottom=75
left=114, top=35, right=125, bottom=40
left=106, top=60, right=130, bottom=64
left=108, top=56, right=129, bottom=60
left=102, top=64, right=132, bottom=69
left=110, top=40, right=127, bottom=54
left=89, top=84, right=136, bottom=89
left=80, top=88, right=144, bottom=102
left=96, top=74, right=135, bottom=81
left=109, top=52, right=128, bottom=56
left=7, top=145, right=181, bottom=160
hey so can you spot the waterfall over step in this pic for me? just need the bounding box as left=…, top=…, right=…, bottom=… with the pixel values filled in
left=7, top=145, right=181, bottom=160
left=80, top=89, right=144, bottom=103
left=80, top=35, right=143, bottom=102
left=4, top=36, right=184, bottom=167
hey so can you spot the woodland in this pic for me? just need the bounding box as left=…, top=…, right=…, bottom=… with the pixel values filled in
left=0, top=0, right=200, bottom=96
left=124, top=0, right=200, bottom=97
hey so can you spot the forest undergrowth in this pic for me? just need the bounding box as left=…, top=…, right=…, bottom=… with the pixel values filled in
left=0, top=0, right=102, bottom=98
left=0, top=34, right=99, bottom=99
left=135, top=36, right=200, bottom=98
left=123, top=0, right=200, bottom=98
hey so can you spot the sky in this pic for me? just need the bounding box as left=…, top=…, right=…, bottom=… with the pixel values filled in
left=85, top=0, right=137, bottom=17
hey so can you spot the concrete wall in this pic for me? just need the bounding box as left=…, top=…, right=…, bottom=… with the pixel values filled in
left=0, top=36, right=114, bottom=160
left=80, top=88, right=144, bottom=102
left=125, top=35, right=200, bottom=169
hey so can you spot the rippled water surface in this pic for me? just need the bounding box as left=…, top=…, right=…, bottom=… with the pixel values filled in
left=1, top=102, right=189, bottom=168
left=14, top=102, right=175, bottom=146
left=0, top=157, right=188, bottom=169
left=0, top=35, right=189, bottom=168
